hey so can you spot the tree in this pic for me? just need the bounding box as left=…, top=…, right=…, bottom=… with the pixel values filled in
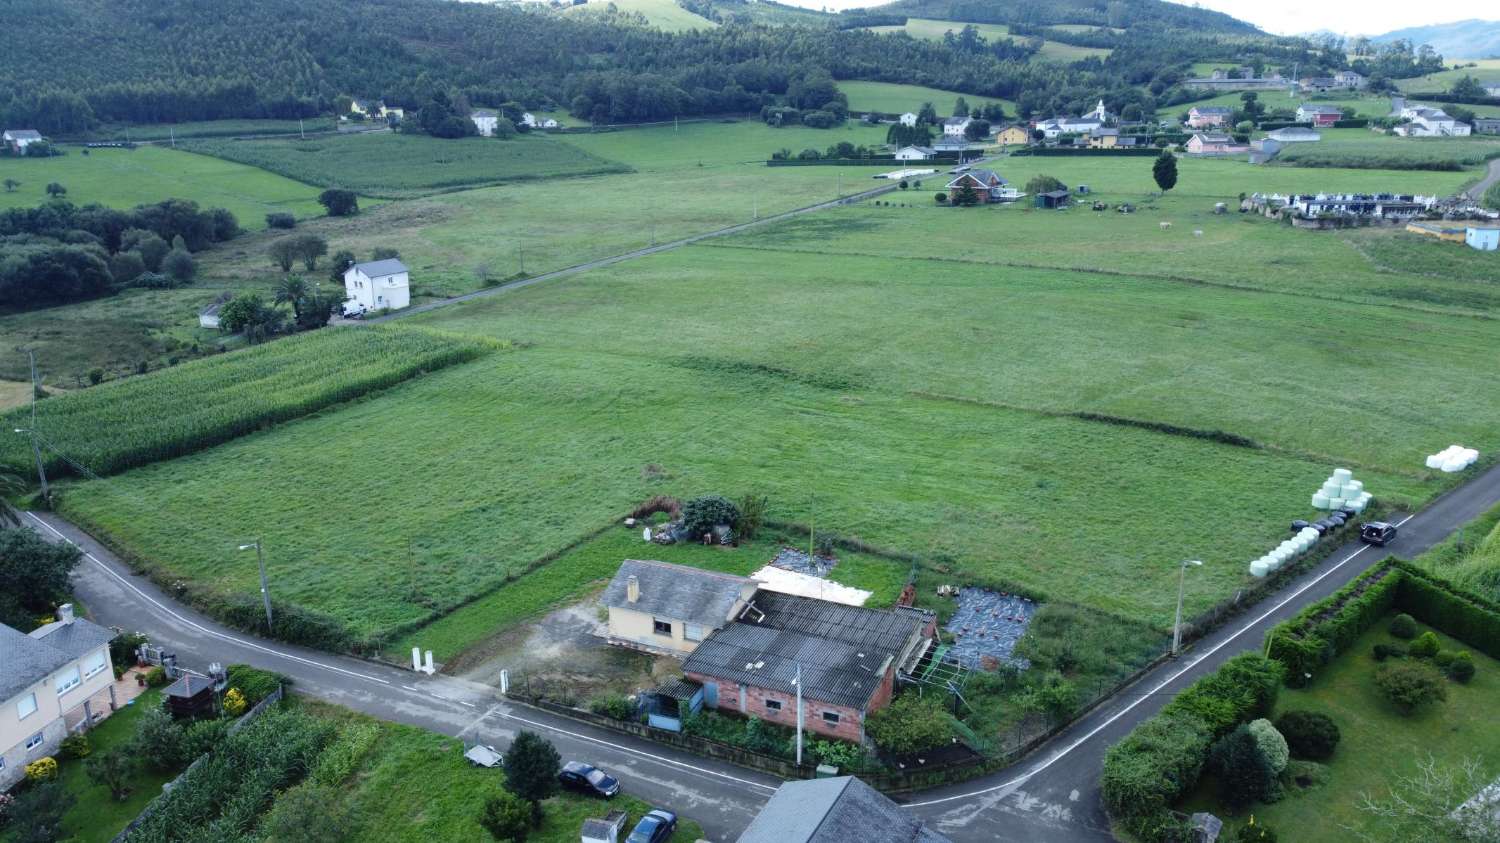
left=372, top=247, right=400, bottom=261
left=480, top=789, right=532, bottom=842
left=317, top=189, right=358, bottom=217
left=1376, top=661, right=1446, bottom=714
left=109, top=250, right=146, bottom=284
left=329, top=249, right=356, bottom=283
left=681, top=495, right=740, bottom=539
left=917, top=102, right=938, bottom=126
left=121, top=229, right=169, bottom=272
left=45, top=182, right=66, bottom=198
left=131, top=708, right=191, bottom=772
left=273, top=275, right=311, bottom=319
left=953, top=97, right=970, bottom=118
left=1274, top=710, right=1340, bottom=760
left=1024, top=174, right=1065, bottom=196
left=1152, top=150, right=1178, bottom=193
left=0, top=528, right=83, bottom=630
left=1352, top=755, right=1500, bottom=843
left=162, top=248, right=195, bottom=284
left=953, top=180, right=981, bottom=206
left=502, top=731, right=560, bottom=825
left=3, top=178, right=18, bottom=192
left=5, top=782, right=74, bottom=843
left=1210, top=723, right=1276, bottom=811
left=963, top=119, right=991, bottom=141
left=269, top=238, right=300, bottom=272
left=265, top=212, right=296, bottom=229
left=492, top=117, right=518, bottom=139
left=1450, top=75, right=1487, bottom=100
left=293, top=233, right=328, bottom=270
left=866, top=693, right=952, bottom=754
left=217, top=292, right=286, bottom=342
left=86, top=750, right=138, bottom=801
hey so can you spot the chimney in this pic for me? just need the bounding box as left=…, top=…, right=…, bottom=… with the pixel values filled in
left=626, top=574, right=640, bottom=604
left=58, top=603, right=75, bottom=625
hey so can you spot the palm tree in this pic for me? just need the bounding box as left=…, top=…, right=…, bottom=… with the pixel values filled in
left=272, top=275, right=309, bottom=319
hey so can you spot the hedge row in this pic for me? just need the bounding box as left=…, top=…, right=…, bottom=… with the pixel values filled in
left=1393, top=561, right=1500, bottom=660
left=1101, top=653, right=1283, bottom=841
left=1265, top=564, right=1402, bottom=686
left=1010, top=147, right=1161, bottom=157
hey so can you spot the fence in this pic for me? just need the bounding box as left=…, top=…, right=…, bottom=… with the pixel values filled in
left=109, top=684, right=283, bottom=843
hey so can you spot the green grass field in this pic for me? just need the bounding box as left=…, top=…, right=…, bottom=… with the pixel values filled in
left=1182, top=617, right=1500, bottom=841
left=837, top=80, right=1016, bottom=116
left=1396, top=59, right=1500, bottom=91
left=0, top=146, right=323, bottom=228
left=1275, top=128, right=1500, bottom=169
left=82, top=118, right=340, bottom=142
left=1159, top=91, right=1394, bottom=121
left=566, top=0, right=718, bottom=30
left=1414, top=503, right=1500, bottom=604
left=863, top=19, right=1111, bottom=62
left=181, top=132, right=630, bottom=199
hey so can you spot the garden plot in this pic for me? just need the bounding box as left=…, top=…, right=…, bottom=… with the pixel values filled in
left=768, top=546, right=837, bottom=577
left=944, top=588, right=1038, bottom=670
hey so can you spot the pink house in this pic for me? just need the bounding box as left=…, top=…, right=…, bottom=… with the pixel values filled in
left=1186, top=106, right=1233, bottom=129
left=1295, top=104, right=1342, bottom=127
left=1186, top=132, right=1249, bottom=155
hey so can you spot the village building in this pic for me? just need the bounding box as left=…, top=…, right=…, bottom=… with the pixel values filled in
left=1181, top=68, right=1288, bottom=92
left=601, top=560, right=758, bottom=656
left=470, top=109, right=500, bottom=137
left=1248, top=137, right=1282, bottom=164
left=1185, top=106, right=1233, bottom=129
left=1334, top=70, right=1367, bottom=89
left=898, top=112, right=918, bottom=128
left=994, top=125, right=1030, bottom=146
left=1185, top=132, right=1249, bottom=156
left=737, top=776, right=952, bottom=843
left=342, top=258, right=410, bottom=315
left=944, top=168, right=1018, bottom=203
left=941, top=116, right=973, bottom=138
left=1473, top=117, right=1500, bottom=135
left=893, top=145, right=936, bottom=161
left=682, top=591, right=936, bottom=742
left=1467, top=227, right=1500, bottom=251
left=1394, top=105, right=1471, bottom=137
left=3, top=129, right=43, bottom=153
left=1406, top=221, right=1469, bottom=243
left=1034, top=114, right=1104, bottom=139
left=1266, top=126, right=1321, bottom=143
left=1087, top=126, right=1120, bottom=148
left=1, top=608, right=116, bottom=790
left=1295, top=104, right=1343, bottom=127
left=1033, top=189, right=1071, bottom=209
left=1252, top=192, right=1436, bottom=220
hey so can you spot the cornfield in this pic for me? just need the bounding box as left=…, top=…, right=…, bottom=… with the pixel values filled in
left=1, top=326, right=498, bottom=478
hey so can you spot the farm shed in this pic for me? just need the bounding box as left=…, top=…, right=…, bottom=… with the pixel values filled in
left=163, top=673, right=216, bottom=719
left=644, top=677, right=703, bottom=732
left=1034, top=189, right=1071, bottom=209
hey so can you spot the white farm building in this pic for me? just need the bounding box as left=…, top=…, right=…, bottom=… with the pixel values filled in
left=343, top=258, right=410, bottom=315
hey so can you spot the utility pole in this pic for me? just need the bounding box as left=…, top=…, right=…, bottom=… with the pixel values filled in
left=794, top=662, right=804, bottom=766
left=14, top=351, right=50, bottom=501
left=239, top=540, right=274, bottom=633
left=170, top=127, right=175, bottom=149
left=299, top=118, right=305, bottom=140
left=1172, top=559, right=1203, bottom=657
left=517, top=245, right=525, bottom=275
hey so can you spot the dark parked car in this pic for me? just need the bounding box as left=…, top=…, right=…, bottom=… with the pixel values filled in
left=559, top=761, right=619, bottom=798
left=626, top=808, right=677, bottom=843
left=1360, top=522, right=1398, bottom=546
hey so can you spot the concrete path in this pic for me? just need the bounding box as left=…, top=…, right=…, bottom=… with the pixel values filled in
left=367, top=183, right=897, bottom=323
left=27, top=461, right=1500, bottom=841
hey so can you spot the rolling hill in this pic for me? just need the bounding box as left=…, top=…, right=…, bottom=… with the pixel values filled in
left=1372, top=20, right=1500, bottom=60
left=868, top=0, right=1260, bottom=35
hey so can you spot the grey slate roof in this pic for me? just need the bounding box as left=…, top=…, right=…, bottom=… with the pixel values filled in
left=30, top=616, right=115, bottom=662
left=1298, top=103, right=1343, bottom=113
left=602, top=559, right=753, bottom=628
left=1190, top=106, right=1233, bottom=114
left=0, top=623, right=72, bottom=701
left=4, top=129, right=43, bottom=141
left=737, top=776, right=952, bottom=843
left=351, top=258, right=408, bottom=278
left=683, top=592, right=928, bottom=709
left=942, top=116, right=970, bottom=126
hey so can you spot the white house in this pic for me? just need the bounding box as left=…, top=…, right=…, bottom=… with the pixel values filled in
left=470, top=109, right=499, bottom=137
left=942, top=116, right=972, bottom=137
left=2, top=608, right=117, bottom=791
left=520, top=112, right=538, bottom=128
left=1266, top=127, right=1321, bottom=143
left=1333, top=70, right=1366, bottom=89
left=898, top=112, right=918, bottom=127
left=894, top=145, right=935, bottom=161
left=1468, top=227, right=1500, bottom=251
left=1395, top=106, right=1471, bottom=137
left=343, top=258, right=410, bottom=315
left=3, top=129, right=43, bottom=153
left=541, top=118, right=561, bottom=129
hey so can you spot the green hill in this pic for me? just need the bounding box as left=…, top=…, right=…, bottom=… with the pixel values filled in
left=867, top=0, right=1261, bottom=35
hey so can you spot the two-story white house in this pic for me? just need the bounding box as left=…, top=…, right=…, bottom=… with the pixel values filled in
left=342, top=258, right=410, bottom=315
left=470, top=109, right=499, bottom=137
left=2, top=607, right=116, bottom=790
left=942, top=116, right=972, bottom=138
left=3, top=129, right=43, bottom=154
left=898, top=112, right=918, bottom=127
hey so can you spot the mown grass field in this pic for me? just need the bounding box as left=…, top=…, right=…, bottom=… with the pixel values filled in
left=82, top=118, right=340, bottom=142
left=1181, top=617, right=1500, bottom=841
left=566, top=0, right=717, bottom=30
left=837, top=80, right=1016, bottom=116
left=1159, top=91, right=1393, bottom=121
left=1396, top=59, right=1500, bottom=91
left=0, top=326, right=496, bottom=477
left=863, top=19, right=1111, bottom=62
left=0, top=145, right=323, bottom=227
left=182, top=132, right=630, bottom=198
left=1275, top=128, right=1500, bottom=169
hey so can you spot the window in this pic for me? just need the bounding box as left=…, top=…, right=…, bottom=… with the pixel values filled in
left=17, top=692, right=37, bottom=720
left=83, top=648, right=108, bottom=679
left=763, top=698, right=783, bottom=713
left=684, top=623, right=706, bottom=642
left=25, top=732, right=43, bottom=751
left=821, top=711, right=840, bottom=726
left=56, top=666, right=81, bottom=696
left=652, top=619, right=673, bottom=636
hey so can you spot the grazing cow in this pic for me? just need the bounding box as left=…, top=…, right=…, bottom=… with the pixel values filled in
left=1160, top=221, right=1172, bottom=230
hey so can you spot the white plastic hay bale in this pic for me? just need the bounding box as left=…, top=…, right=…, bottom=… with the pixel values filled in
left=1346, top=498, right=1366, bottom=513
left=1301, top=528, right=1320, bottom=540
left=1330, top=497, right=1346, bottom=509
left=1358, top=492, right=1373, bottom=505
left=1250, top=560, right=1270, bottom=577
left=1312, top=493, right=1330, bottom=509
left=1333, top=468, right=1352, bottom=481
left=1442, top=459, right=1465, bottom=473
left=1426, top=454, right=1445, bottom=469
left=1344, top=480, right=1363, bottom=494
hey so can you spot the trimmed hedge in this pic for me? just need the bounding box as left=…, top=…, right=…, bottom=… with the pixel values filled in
left=1265, top=565, right=1400, bottom=686
left=1393, top=561, right=1500, bottom=660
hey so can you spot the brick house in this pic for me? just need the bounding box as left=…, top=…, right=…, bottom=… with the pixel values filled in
left=944, top=168, right=1015, bottom=203
left=683, top=592, right=936, bottom=742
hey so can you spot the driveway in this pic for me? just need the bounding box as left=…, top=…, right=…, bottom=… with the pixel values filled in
left=26, top=458, right=1500, bottom=841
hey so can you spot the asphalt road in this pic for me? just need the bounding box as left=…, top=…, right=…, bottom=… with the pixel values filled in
left=1464, top=156, right=1500, bottom=201
left=26, top=459, right=1500, bottom=841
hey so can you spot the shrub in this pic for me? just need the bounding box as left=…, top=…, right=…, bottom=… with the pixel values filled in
left=1235, top=815, right=1278, bottom=843
left=1101, top=711, right=1211, bottom=819
left=1274, top=710, right=1340, bottom=760
left=1376, top=661, right=1447, bottom=714
left=628, top=495, right=681, bottom=521
left=681, top=495, right=740, bottom=538
left=744, top=716, right=787, bottom=755
left=805, top=738, right=865, bottom=770
left=502, top=731, right=561, bottom=813
left=227, top=664, right=286, bottom=705
left=1372, top=643, right=1405, bottom=661
left=25, top=756, right=59, bottom=783
left=162, top=248, right=196, bottom=284
left=184, top=718, right=228, bottom=758
left=588, top=694, right=635, bottom=721
left=1247, top=719, right=1288, bottom=774
left=87, top=749, right=138, bottom=801
left=222, top=687, right=247, bottom=716
left=132, top=708, right=192, bottom=772
left=317, top=188, right=358, bottom=217
left=1210, top=724, right=1276, bottom=811
left=866, top=693, right=953, bottom=756
left=59, top=732, right=91, bottom=760
left=1389, top=613, right=1418, bottom=639
left=144, top=665, right=168, bottom=687
left=1163, top=653, right=1283, bottom=738
left=1408, top=631, right=1440, bottom=659
left=1434, top=649, right=1456, bottom=668
left=935, top=192, right=947, bottom=204
left=734, top=492, right=768, bottom=540
left=1446, top=651, right=1476, bottom=683
left=265, top=212, right=296, bottom=229
left=310, top=722, right=381, bottom=787
left=480, top=788, right=531, bottom=841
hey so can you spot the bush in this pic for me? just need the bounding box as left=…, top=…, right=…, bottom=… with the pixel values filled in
left=317, top=189, right=358, bottom=217
left=25, top=756, right=59, bottom=783
left=588, top=694, right=635, bottom=721
left=227, top=664, right=286, bottom=705
left=1389, top=613, right=1418, bottom=639
left=1434, top=649, right=1456, bottom=668
left=1209, top=724, right=1276, bottom=811
left=734, top=492, right=768, bottom=541
left=480, top=788, right=532, bottom=841
left=1101, top=712, right=1211, bottom=820
left=1235, top=815, right=1278, bottom=843
left=133, top=708, right=193, bottom=772
left=144, top=665, right=168, bottom=687
left=805, top=737, right=865, bottom=770
left=628, top=494, right=681, bottom=521
left=184, top=718, right=228, bottom=758
left=680, top=495, right=740, bottom=539
left=1247, top=719, right=1288, bottom=774
left=222, top=687, right=247, bottom=716
left=1274, top=710, right=1340, bottom=760
left=59, top=732, right=91, bottom=760
left=935, top=192, right=947, bottom=204
left=1408, top=631, right=1440, bottom=659
left=265, top=212, right=296, bottom=229
left=1446, top=651, right=1476, bottom=682
left=109, top=631, right=148, bottom=668
left=1372, top=642, right=1405, bottom=661
left=162, top=248, right=196, bottom=284
left=1163, top=653, right=1283, bottom=738
left=866, top=693, right=953, bottom=755
left=1375, top=661, right=1447, bottom=714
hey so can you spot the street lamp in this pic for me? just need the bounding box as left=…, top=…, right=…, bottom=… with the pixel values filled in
left=1172, top=560, right=1203, bottom=657
left=238, top=540, right=273, bottom=633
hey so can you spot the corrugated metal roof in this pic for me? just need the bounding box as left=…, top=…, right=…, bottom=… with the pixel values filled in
left=736, top=777, right=952, bottom=843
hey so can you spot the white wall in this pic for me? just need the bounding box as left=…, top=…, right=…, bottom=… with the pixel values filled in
left=343, top=268, right=410, bottom=314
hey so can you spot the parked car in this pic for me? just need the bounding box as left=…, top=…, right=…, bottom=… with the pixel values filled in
left=559, top=760, right=620, bottom=798
left=1360, top=522, right=1398, bottom=546
left=626, top=808, right=677, bottom=843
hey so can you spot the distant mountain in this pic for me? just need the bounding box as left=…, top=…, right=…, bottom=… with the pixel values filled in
left=1372, top=20, right=1500, bottom=59
left=870, top=0, right=1261, bottom=34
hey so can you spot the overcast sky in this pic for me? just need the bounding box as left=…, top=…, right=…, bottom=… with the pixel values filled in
left=776, top=0, right=1489, bottom=37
